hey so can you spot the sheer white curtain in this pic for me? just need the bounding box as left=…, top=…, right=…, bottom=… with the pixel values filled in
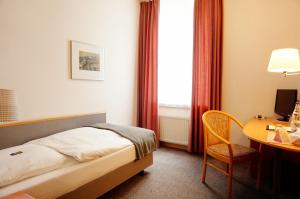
left=158, top=0, right=194, bottom=107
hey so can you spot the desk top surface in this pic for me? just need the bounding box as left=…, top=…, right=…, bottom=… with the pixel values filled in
left=243, top=117, right=300, bottom=153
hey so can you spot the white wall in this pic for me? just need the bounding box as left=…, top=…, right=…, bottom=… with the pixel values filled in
left=0, top=0, right=139, bottom=125
left=223, top=0, right=300, bottom=145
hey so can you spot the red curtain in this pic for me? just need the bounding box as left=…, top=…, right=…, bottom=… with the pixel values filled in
left=137, top=0, right=160, bottom=146
left=188, top=0, right=223, bottom=153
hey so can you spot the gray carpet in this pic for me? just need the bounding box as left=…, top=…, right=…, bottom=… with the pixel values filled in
left=99, top=148, right=289, bottom=199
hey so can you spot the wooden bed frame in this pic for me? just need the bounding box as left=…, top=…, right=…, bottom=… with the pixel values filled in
left=0, top=113, right=153, bottom=199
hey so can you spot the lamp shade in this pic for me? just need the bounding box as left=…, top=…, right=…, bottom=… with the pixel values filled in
left=267, top=48, right=300, bottom=73
left=0, top=89, right=17, bottom=122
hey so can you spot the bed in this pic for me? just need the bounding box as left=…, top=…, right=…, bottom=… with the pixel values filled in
left=0, top=113, right=154, bottom=199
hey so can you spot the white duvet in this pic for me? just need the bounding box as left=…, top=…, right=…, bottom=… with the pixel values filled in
left=0, top=127, right=133, bottom=187
left=27, top=127, right=133, bottom=162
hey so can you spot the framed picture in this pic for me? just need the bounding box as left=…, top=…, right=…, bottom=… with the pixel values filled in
left=71, top=40, right=104, bottom=81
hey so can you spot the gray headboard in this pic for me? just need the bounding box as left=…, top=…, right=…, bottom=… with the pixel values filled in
left=0, top=113, right=106, bottom=149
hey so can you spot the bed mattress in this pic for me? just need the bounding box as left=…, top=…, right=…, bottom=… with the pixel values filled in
left=0, top=145, right=136, bottom=199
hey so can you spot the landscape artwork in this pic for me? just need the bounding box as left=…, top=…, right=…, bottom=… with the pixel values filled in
left=71, top=41, right=104, bottom=81
left=79, top=51, right=100, bottom=71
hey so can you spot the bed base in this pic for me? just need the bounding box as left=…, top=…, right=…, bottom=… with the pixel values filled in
left=59, top=153, right=153, bottom=199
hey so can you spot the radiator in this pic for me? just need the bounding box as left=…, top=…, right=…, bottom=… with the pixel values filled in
left=159, top=116, right=190, bottom=145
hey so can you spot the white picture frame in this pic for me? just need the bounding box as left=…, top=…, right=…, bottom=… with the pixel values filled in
left=71, top=40, right=105, bottom=81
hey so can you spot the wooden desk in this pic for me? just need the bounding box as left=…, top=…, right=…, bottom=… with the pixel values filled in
left=243, top=117, right=300, bottom=198
left=0, top=193, right=35, bottom=199
left=244, top=118, right=300, bottom=152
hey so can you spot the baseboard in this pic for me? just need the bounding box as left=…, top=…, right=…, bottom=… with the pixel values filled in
left=160, top=141, right=188, bottom=151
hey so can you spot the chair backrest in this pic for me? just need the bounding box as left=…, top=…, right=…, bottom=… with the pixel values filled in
left=202, top=110, right=243, bottom=149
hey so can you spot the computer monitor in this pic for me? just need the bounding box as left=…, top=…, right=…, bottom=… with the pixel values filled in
left=275, top=89, right=298, bottom=121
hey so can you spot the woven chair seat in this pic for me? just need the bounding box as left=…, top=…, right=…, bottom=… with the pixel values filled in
left=208, top=143, right=256, bottom=158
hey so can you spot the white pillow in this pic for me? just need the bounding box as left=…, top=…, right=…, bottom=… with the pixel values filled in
left=0, top=144, right=71, bottom=187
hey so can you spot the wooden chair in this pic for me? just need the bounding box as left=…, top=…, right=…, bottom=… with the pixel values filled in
left=202, top=110, right=260, bottom=199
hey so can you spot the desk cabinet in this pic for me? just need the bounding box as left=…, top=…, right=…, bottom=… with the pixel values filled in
left=250, top=140, right=300, bottom=193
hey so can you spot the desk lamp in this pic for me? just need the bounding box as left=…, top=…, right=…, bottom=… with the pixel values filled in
left=268, top=48, right=300, bottom=77
left=0, top=89, right=17, bottom=123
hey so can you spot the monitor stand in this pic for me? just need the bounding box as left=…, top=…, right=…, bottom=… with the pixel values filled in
left=277, top=116, right=290, bottom=122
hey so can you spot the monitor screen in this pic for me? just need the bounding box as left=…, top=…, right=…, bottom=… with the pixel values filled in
left=275, top=89, right=298, bottom=120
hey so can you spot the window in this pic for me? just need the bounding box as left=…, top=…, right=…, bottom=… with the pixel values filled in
left=158, top=0, right=194, bottom=107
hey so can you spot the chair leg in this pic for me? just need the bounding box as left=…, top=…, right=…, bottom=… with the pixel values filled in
left=256, top=144, right=263, bottom=190
left=226, top=164, right=229, bottom=173
left=201, top=152, right=207, bottom=183
left=227, top=162, right=233, bottom=199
